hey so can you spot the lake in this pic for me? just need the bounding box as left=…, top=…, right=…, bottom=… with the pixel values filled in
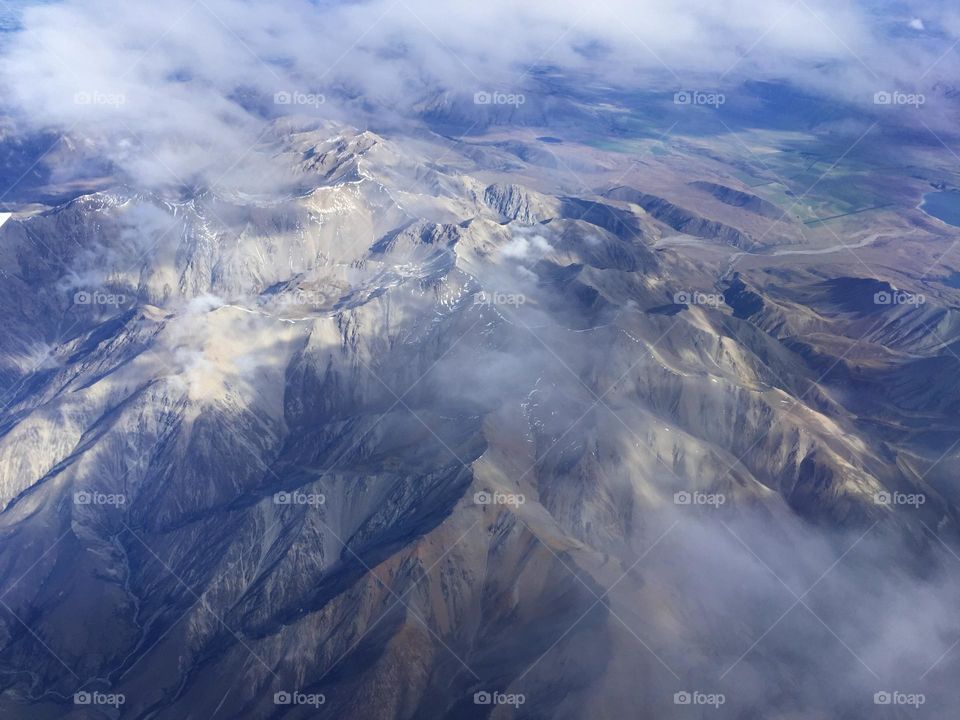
left=921, top=191, right=960, bottom=228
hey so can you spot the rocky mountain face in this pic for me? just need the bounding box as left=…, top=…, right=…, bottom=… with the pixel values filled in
left=0, top=121, right=958, bottom=719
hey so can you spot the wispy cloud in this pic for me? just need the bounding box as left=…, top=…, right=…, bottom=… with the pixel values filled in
left=1, top=0, right=957, bottom=192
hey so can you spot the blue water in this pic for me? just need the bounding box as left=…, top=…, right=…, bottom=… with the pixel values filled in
left=921, top=191, right=960, bottom=228
left=943, top=271, right=960, bottom=289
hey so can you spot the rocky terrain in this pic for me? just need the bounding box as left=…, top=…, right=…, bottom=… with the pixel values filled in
left=0, top=115, right=958, bottom=720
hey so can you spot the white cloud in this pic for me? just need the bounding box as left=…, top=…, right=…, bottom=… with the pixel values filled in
left=0, top=0, right=957, bottom=192
left=501, top=234, right=553, bottom=260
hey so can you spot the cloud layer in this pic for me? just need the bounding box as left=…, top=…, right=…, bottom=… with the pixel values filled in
left=1, top=0, right=958, bottom=189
